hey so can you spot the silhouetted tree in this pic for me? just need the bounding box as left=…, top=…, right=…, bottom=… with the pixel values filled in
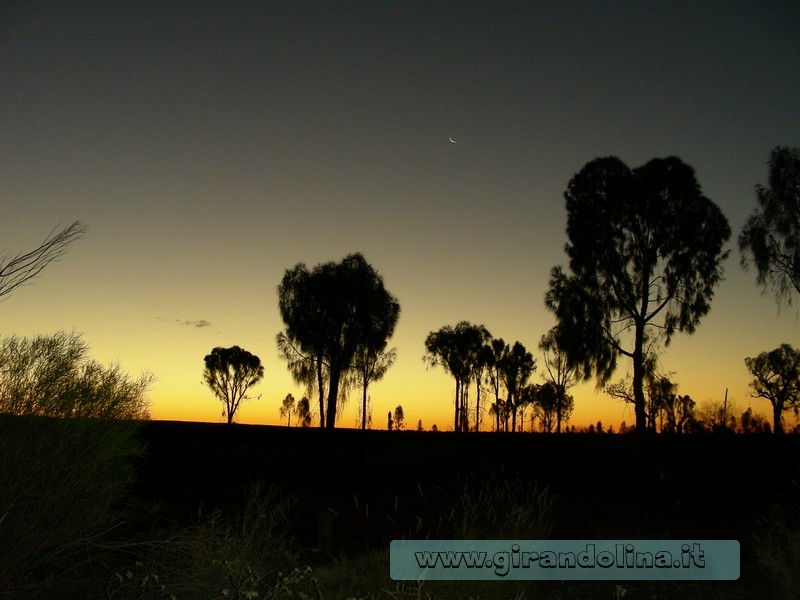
left=539, top=327, right=579, bottom=433
left=745, top=344, right=800, bottom=434
left=0, top=331, right=152, bottom=419
left=280, top=393, right=296, bottom=426
left=546, top=156, right=730, bottom=433
left=417, top=419, right=423, bottom=432
left=394, top=405, right=405, bottom=431
left=296, top=396, right=312, bottom=427
left=354, top=393, right=373, bottom=429
left=277, top=253, right=400, bottom=429
left=606, top=364, right=688, bottom=433
left=353, top=346, right=396, bottom=430
left=695, top=399, right=738, bottom=433
left=387, top=410, right=393, bottom=431
left=529, top=382, right=557, bottom=432
left=530, top=381, right=574, bottom=433
left=276, top=331, right=327, bottom=427
left=498, top=341, right=535, bottom=432
left=473, top=344, right=494, bottom=431
left=203, top=346, right=264, bottom=424
left=739, top=146, right=800, bottom=307
left=484, top=338, right=507, bottom=430
left=0, top=221, right=85, bottom=301
left=739, top=407, right=772, bottom=434
left=423, top=321, right=490, bottom=432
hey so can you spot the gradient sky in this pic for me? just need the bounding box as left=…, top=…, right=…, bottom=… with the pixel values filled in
left=2, top=1, right=799, bottom=430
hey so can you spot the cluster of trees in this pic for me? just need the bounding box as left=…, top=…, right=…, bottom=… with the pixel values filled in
left=544, top=147, right=800, bottom=435
left=199, top=147, right=800, bottom=434
left=422, top=322, right=576, bottom=433
left=275, top=253, right=400, bottom=429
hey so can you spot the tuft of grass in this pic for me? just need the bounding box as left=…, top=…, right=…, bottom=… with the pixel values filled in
left=104, top=482, right=301, bottom=600
left=416, top=470, right=556, bottom=541
left=751, top=502, right=800, bottom=599
left=0, top=414, right=144, bottom=599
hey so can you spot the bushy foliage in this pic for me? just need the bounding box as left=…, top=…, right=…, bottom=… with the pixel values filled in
left=0, top=331, right=152, bottom=420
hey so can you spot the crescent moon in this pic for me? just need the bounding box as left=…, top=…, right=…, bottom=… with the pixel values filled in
left=449, top=137, right=457, bottom=144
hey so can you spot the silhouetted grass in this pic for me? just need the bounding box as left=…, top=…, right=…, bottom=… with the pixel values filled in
left=0, top=415, right=144, bottom=599
left=751, top=502, right=800, bottom=599
left=4, top=418, right=796, bottom=598
left=103, top=482, right=297, bottom=599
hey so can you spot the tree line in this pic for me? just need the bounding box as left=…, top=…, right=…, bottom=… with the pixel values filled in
left=198, top=146, right=800, bottom=434
left=4, top=150, right=796, bottom=433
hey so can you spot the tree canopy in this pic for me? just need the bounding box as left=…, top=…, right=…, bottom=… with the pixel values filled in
left=745, top=343, right=800, bottom=434
left=277, top=253, right=399, bottom=429
left=545, top=156, right=730, bottom=433
left=423, top=321, right=491, bottom=432
left=739, top=146, right=800, bottom=308
left=203, top=346, right=264, bottom=424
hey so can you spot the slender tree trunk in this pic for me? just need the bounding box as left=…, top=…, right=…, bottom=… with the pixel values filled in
left=632, top=319, right=647, bottom=434
left=555, top=386, right=563, bottom=434
left=511, top=392, right=517, bottom=432
left=326, top=366, right=341, bottom=429
left=317, top=354, right=325, bottom=428
left=461, top=380, right=469, bottom=432
left=361, top=381, right=368, bottom=430
left=453, top=378, right=460, bottom=432
left=475, top=379, right=481, bottom=432
left=773, top=402, right=784, bottom=434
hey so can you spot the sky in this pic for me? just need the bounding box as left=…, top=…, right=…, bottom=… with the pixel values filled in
left=1, top=1, right=799, bottom=430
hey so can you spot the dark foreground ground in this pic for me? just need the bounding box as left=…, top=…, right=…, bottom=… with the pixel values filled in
left=134, top=421, right=800, bottom=596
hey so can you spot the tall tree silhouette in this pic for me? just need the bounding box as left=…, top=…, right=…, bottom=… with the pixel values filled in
left=0, top=221, right=85, bottom=300
left=279, top=393, right=296, bottom=426
left=277, top=253, right=399, bottom=429
left=498, top=341, right=536, bottom=432
left=745, top=344, right=800, bottom=434
left=276, top=331, right=327, bottom=427
left=353, top=346, right=396, bottom=430
left=296, top=396, right=312, bottom=427
left=484, top=338, right=507, bottom=430
left=546, top=156, right=730, bottom=433
left=739, top=146, right=800, bottom=307
left=423, top=321, right=490, bottom=432
left=474, top=344, right=494, bottom=431
left=203, top=346, right=264, bottom=424
left=539, top=327, right=579, bottom=433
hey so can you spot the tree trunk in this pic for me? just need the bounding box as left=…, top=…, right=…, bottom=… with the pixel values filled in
left=361, top=382, right=368, bottom=430
left=510, top=391, right=517, bottom=432
left=475, top=380, right=481, bottom=432
left=773, top=402, right=784, bottom=434
left=632, top=319, right=647, bottom=434
left=454, top=378, right=460, bottom=432
left=326, top=366, right=342, bottom=429
left=317, top=355, right=325, bottom=428
left=555, top=386, right=563, bottom=434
